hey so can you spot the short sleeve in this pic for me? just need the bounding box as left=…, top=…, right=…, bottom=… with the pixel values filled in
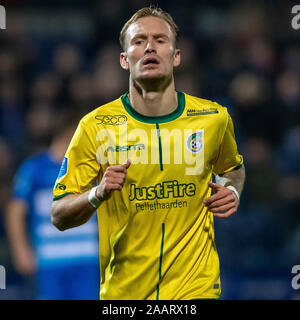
left=212, top=112, right=243, bottom=175
left=53, top=120, right=100, bottom=200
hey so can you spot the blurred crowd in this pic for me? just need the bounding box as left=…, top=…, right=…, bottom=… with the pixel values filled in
left=0, top=0, right=300, bottom=299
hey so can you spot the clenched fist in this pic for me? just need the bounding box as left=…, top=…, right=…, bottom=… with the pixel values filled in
left=96, top=159, right=131, bottom=201
left=203, top=181, right=239, bottom=218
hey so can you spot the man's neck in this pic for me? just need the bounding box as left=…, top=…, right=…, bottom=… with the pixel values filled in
left=128, top=78, right=178, bottom=117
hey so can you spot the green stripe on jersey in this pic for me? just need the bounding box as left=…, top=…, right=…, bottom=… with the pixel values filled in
left=156, top=223, right=165, bottom=300
left=156, top=123, right=163, bottom=171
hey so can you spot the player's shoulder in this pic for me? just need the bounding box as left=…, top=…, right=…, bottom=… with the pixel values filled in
left=79, top=96, right=124, bottom=128
left=22, top=151, right=49, bottom=165
left=183, top=92, right=229, bottom=117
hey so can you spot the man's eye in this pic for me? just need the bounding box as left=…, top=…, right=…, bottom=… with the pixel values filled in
left=135, top=40, right=143, bottom=45
left=157, top=39, right=165, bottom=43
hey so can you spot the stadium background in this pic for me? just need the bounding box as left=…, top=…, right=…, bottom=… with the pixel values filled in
left=0, top=0, right=299, bottom=299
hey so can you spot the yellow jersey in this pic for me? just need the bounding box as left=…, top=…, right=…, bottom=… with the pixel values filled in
left=53, top=91, right=243, bottom=300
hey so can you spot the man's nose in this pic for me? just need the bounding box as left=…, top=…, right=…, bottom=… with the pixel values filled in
left=144, top=39, right=156, bottom=54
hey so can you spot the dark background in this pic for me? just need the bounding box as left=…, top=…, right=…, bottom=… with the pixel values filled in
left=0, top=0, right=299, bottom=299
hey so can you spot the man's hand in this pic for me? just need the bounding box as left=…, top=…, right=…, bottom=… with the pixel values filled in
left=96, top=159, right=131, bottom=201
left=203, top=181, right=239, bottom=218
left=13, top=245, right=36, bottom=276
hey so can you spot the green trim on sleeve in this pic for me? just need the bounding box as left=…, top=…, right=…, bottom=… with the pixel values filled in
left=217, top=161, right=244, bottom=176
left=231, top=164, right=243, bottom=171
left=53, top=192, right=73, bottom=201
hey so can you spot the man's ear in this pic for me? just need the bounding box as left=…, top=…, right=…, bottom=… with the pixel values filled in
left=120, top=52, right=129, bottom=70
left=173, top=49, right=181, bottom=68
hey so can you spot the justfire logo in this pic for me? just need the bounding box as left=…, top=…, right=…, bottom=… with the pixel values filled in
left=0, top=5, right=6, bottom=30
left=0, top=265, right=5, bottom=289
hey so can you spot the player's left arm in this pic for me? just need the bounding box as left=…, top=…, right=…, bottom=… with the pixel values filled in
left=203, top=164, right=246, bottom=218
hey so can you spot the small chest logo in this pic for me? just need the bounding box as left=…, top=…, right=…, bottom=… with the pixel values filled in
left=186, top=130, right=204, bottom=154
left=95, top=115, right=127, bottom=125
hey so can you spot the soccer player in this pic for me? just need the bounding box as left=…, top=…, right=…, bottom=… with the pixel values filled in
left=51, top=7, right=245, bottom=300
left=6, top=114, right=100, bottom=300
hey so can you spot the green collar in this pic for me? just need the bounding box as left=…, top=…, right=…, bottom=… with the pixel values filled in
left=121, top=91, right=185, bottom=124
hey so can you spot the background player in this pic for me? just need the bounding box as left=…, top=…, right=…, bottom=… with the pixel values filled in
left=5, top=113, right=100, bottom=300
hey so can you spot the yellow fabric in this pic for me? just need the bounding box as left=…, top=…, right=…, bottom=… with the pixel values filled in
left=53, top=92, right=243, bottom=300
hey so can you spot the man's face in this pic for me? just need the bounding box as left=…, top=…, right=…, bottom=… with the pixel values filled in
left=120, top=16, right=181, bottom=85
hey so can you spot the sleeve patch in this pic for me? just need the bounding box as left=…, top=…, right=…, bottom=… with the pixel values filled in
left=57, top=156, right=68, bottom=179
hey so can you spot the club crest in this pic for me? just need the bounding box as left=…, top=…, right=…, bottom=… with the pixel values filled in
left=186, top=130, right=204, bottom=154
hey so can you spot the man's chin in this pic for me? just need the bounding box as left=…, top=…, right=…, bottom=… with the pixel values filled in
left=132, top=71, right=173, bottom=90
left=136, top=70, right=172, bottom=85
left=139, top=71, right=165, bottom=80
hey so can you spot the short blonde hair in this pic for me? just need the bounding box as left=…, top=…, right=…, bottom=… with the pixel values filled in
left=119, top=6, right=179, bottom=51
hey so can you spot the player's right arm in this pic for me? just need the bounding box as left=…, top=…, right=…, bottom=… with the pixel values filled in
left=51, top=160, right=131, bottom=231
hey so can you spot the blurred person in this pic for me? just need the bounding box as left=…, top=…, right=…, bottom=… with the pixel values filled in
left=277, top=175, right=300, bottom=205
left=207, top=38, right=244, bottom=100
left=0, top=137, right=15, bottom=180
left=173, top=37, right=197, bottom=73
left=276, top=69, right=300, bottom=119
left=52, top=43, right=83, bottom=104
left=277, top=126, right=300, bottom=175
left=24, top=104, right=56, bottom=156
left=68, top=73, right=97, bottom=113
left=95, top=0, right=123, bottom=35
left=30, top=73, right=61, bottom=105
left=276, top=69, right=300, bottom=108
left=275, top=69, right=300, bottom=137
left=246, top=38, right=276, bottom=75
left=52, top=43, right=82, bottom=78
left=228, top=71, right=281, bottom=146
left=229, top=71, right=270, bottom=108
left=93, top=65, right=127, bottom=103
left=230, top=2, right=269, bottom=42
left=277, top=173, right=300, bottom=280
left=0, top=137, right=15, bottom=215
left=94, top=43, right=123, bottom=69
left=0, top=14, right=36, bottom=84
left=93, top=43, right=127, bottom=103
left=0, top=79, right=25, bottom=152
left=174, top=73, right=200, bottom=97
left=213, top=40, right=244, bottom=76
left=282, top=46, right=300, bottom=72
left=51, top=7, right=245, bottom=300
left=241, top=137, right=278, bottom=207
left=5, top=112, right=100, bottom=300
left=174, top=37, right=201, bottom=96
left=0, top=50, right=19, bottom=81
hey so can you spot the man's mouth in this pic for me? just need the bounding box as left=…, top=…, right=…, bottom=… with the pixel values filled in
left=143, top=57, right=160, bottom=65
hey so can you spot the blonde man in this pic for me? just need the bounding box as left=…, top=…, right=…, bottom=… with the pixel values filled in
left=52, top=7, right=245, bottom=300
